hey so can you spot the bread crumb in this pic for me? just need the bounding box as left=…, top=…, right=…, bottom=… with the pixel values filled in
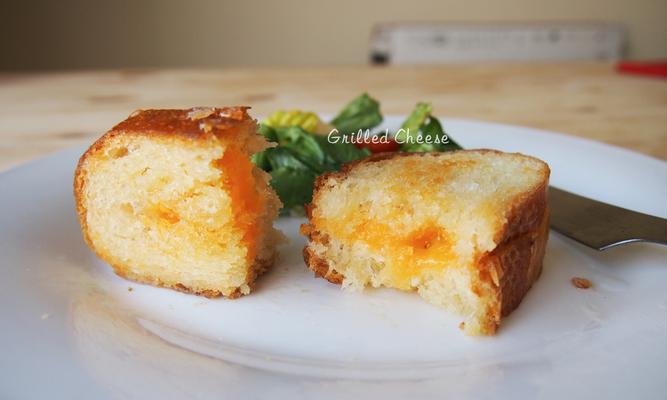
left=240, top=284, right=251, bottom=295
left=459, top=321, right=465, bottom=330
left=127, top=287, right=133, bottom=292
left=187, top=107, right=215, bottom=120
left=571, top=277, right=592, bottom=289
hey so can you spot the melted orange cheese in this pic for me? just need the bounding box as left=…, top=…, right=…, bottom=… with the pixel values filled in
left=215, top=146, right=263, bottom=263
left=143, top=203, right=181, bottom=227
left=317, top=215, right=455, bottom=290
left=153, top=203, right=181, bottom=224
left=136, top=146, right=263, bottom=263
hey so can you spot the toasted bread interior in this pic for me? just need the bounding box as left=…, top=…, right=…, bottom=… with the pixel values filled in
left=303, top=150, right=549, bottom=334
left=75, top=108, right=282, bottom=298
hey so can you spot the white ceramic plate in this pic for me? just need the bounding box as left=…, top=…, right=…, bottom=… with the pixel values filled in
left=1, top=117, right=666, bottom=400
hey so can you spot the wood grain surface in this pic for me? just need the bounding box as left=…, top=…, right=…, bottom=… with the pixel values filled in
left=0, top=62, right=665, bottom=171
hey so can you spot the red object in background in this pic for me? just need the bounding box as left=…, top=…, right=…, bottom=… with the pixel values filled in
left=616, top=61, right=667, bottom=79
left=354, top=137, right=400, bottom=153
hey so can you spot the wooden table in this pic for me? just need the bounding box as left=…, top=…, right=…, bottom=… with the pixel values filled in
left=1, top=63, right=665, bottom=171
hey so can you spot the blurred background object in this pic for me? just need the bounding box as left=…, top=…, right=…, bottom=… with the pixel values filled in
left=370, top=23, right=625, bottom=64
left=1, top=0, right=665, bottom=71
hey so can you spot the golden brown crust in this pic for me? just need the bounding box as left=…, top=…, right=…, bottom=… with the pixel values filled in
left=302, top=149, right=550, bottom=334
left=110, top=252, right=276, bottom=299
left=475, top=208, right=549, bottom=334
left=300, top=223, right=344, bottom=283
left=113, top=107, right=254, bottom=139
left=303, top=242, right=345, bottom=285
left=74, top=107, right=269, bottom=299
left=495, top=170, right=550, bottom=244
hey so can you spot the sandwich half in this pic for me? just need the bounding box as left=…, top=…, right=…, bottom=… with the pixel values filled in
left=74, top=107, right=282, bottom=298
left=301, top=150, right=550, bottom=335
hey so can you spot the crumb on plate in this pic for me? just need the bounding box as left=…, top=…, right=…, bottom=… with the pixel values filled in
left=571, top=277, right=592, bottom=289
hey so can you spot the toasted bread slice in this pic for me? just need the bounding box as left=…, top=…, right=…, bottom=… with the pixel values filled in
left=74, top=107, right=282, bottom=298
left=301, top=150, right=550, bottom=335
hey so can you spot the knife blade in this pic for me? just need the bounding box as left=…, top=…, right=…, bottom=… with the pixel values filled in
left=548, top=186, right=667, bottom=250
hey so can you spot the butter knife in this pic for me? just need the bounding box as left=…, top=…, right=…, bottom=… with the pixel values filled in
left=549, top=186, right=667, bottom=250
